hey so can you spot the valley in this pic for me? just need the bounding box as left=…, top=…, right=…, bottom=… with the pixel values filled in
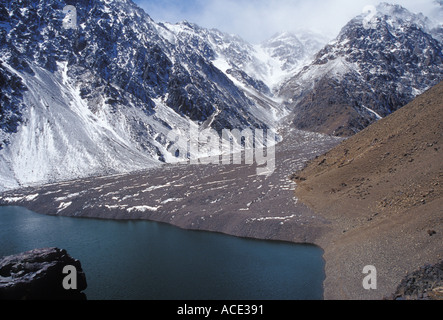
left=1, top=0, right=442, bottom=301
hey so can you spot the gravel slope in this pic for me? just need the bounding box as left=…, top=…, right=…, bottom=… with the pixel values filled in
left=293, top=81, right=443, bottom=299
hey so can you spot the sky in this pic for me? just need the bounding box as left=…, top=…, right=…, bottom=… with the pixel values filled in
left=134, top=0, right=443, bottom=43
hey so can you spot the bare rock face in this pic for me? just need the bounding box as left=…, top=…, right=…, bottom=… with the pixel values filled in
left=388, top=260, right=443, bottom=300
left=0, top=248, right=87, bottom=300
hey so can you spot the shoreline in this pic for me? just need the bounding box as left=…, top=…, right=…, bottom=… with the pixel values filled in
left=0, top=203, right=327, bottom=249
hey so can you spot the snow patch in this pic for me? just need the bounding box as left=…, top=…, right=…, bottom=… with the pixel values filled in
left=161, top=198, right=183, bottom=204
left=127, top=205, right=161, bottom=213
left=57, top=201, right=72, bottom=212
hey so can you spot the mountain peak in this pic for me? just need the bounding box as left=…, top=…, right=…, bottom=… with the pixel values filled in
left=376, top=2, right=414, bottom=14
left=279, top=2, right=443, bottom=137
left=350, top=2, right=431, bottom=32
left=260, top=30, right=327, bottom=77
left=265, top=32, right=300, bottom=43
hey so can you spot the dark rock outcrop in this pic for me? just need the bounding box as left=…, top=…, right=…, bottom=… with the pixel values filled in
left=388, top=260, right=443, bottom=300
left=0, top=248, right=87, bottom=300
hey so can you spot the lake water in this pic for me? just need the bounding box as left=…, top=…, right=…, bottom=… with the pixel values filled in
left=0, top=206, right=325, bottom=300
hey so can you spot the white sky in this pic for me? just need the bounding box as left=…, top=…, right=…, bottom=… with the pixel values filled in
left=135, top=0, right=443, bottom=43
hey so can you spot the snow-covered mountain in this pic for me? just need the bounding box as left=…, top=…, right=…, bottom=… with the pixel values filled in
left=0, top=0, right=327, bottom=191
left=1, top=0, right=442, bottom=191
left=0, top=0, right=293, bottom=191
left=259, top=31, right=328, bottom=88
left=279, top=3, right=443, bottom=136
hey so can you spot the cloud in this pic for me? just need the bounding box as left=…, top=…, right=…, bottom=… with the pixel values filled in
left=135, top=0, right=443, bottom=43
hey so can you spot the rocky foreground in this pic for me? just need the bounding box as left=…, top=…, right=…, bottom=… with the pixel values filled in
left=0, top=247, right=87, bottom=300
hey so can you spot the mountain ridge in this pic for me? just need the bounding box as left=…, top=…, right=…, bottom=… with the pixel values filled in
left=279, top=2, right=443, bottom=136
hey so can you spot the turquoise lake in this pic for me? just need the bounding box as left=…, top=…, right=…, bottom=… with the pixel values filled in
left=0, top=206, right=325, bottom=300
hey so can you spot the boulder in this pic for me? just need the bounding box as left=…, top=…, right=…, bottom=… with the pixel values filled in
left=0, top=247, right=87, bottom=300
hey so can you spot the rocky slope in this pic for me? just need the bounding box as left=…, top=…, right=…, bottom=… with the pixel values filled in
left=292, top=80, right=443, bottom=299
left=280, top=3, right=443, bottom=137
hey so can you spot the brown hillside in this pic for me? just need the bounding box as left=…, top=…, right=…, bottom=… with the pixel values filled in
left=293, top=81, right=443, bottom=300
